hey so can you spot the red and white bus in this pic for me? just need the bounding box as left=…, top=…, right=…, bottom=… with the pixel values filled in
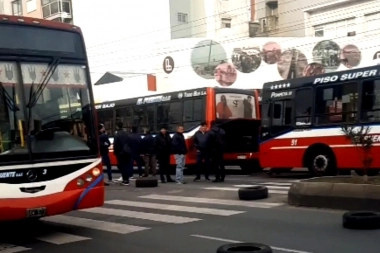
left=96, top=87, right=261, bottom=172
left=0, top=15, right=103, bottom=221
left=260, top=66, right=380, bottom=177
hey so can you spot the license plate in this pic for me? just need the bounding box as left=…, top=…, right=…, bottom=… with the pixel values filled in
left=237, top=155, right=246, bottom=159
left=26, top=207, right=46, bottom=218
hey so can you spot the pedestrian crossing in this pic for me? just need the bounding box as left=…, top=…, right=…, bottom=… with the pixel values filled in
left=201, top=181, right=297, bottom=195
left=0, top=193, right=284, bottom=252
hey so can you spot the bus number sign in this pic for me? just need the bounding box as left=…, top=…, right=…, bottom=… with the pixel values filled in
left=291, top=139, right=297, bottom=146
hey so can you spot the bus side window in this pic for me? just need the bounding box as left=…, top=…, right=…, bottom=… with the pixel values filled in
left=295, top=88, right=312, bottom=126
left=115, top=107, right=132, bottom=130
left=183, top=98, right=203, bottom=130
left=361, top=80, right=380, bottom=122
left=272, top=100, right=292, bottom=126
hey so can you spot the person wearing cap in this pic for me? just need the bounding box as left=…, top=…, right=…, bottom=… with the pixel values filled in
left=99, top=124, right=112, bottom=185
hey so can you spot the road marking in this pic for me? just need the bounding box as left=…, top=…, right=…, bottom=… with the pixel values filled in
left=202, top=187, right=288, bottom=195
left=234, top=184, right=290, bottom=190
left=259, top=182, right=293, bottom=186
left=42, top=215, right=149, bottom=234
left=139, top=194, right=283, bottom=208
left=106, top=200, right=245, bottom=216
left=80, top=207, right=201, bottom=224
left=0, top=244, right=31, bottom=253
left=190, top=234, right=313, bottom=253
left=36, top=232, right=90, bottom=245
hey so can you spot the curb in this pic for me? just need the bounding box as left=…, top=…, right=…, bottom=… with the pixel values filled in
left=288, top=178, right=380, bottom=211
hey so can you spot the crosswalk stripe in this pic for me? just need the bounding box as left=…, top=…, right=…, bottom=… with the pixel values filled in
left=0, top=244, right=31, bottom=253
left=202, top=187, right=288, bottom=195
left=41, top=215, right=149, bottom=234
left=36, top=232, right=90, bottom=245
left=234, top=184, right=290, bottom=190
left=139, top=194, right=283, bottom=208
left=106, top=200, right=245, bottom=216
left=80, top=207, right=201, bottom=224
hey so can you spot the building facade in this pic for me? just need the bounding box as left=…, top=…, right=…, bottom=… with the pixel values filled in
left=0, top=0, right=73, bottom=23
left=255, top=0, right=379, bottom=37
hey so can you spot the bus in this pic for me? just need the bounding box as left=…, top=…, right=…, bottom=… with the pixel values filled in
left=260, top=66, right=380, bottom=177
left=0, top=15, right=103, bottom=221
left=96, top=87, right=261, bottom=172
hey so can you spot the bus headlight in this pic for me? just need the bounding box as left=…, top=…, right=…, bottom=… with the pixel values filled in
left=85, top=174, right=93, bottom=182
left=77, top=178, right=85, bottom=186
left=92, top=168, right=100, bottom=176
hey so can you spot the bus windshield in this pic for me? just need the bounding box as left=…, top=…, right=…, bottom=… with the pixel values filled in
left=215, top=92, right=257, bottom=119
left=0, top=61, right=97, bottom=164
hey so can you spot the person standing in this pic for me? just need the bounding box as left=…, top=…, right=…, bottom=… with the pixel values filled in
left=140, top=129, right=157, bottom=177
left=98, top=124, right=112, bottom=185
left=172, top=125, right=187, bottom=184
left=193, top=122, right=211, bottom=181
left=209, top=122, right=226, bottom=182
left=129, top=126, right=144, bottom=178
left=155, top=126, right=174, bottom=183
left=113, top=122, right=131, bottom=186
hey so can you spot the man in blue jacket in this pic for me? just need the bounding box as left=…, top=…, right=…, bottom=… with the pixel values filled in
left=129, top=126, right=144, bottom=178
left=172, top=125, right=188, bottom=184
left=193, top=122, right=211, bottom=181
left=140, top=129, right=157, bottom=177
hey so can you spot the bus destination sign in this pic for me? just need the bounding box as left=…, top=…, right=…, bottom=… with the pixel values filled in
left=314, top=69, right=378, bottom=84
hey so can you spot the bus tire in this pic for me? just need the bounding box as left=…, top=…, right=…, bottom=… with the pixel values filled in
left=217, top=243, right=272, bottom=253
left=305, top=145, right=337, bottom=177
left=343, top=211, right=380, bottom=230
left=240, top=161, right=263, bottom=173
left=354, top=169, right=380, bottom=176
left=135, top=177, right=158, bottom=188
left=238, top=186, right=268, bottom=200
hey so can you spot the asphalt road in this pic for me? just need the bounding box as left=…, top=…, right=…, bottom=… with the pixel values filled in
left=1, top=171, right=378, bottom=253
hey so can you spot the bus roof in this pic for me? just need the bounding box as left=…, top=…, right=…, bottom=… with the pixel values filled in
left=95, top=87, right=255, bottom=109
left=0, top=14, right=82, bottom=33
left=262, top=65, right=380, bottom=91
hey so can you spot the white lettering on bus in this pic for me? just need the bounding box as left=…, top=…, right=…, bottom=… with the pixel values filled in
left=183, top=90, right=206, bottom=98
left=313, top=70, right=378, bottom=84
left=0, top=171, right=23, bottom=178
left=136, top=95, right=171, bottom=105
left=271, top=91, right=292, bottom=98
left=95, top=103, right=115, bottom=109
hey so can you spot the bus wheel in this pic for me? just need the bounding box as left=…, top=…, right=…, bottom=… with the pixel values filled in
left=354, top=169, right=380, bottom=176
left=307, top=149, right=337, bottom=177
left=240, top=161, right=263, bottom=173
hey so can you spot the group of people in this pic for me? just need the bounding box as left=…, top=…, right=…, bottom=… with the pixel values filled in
left=98, top=121, right=226, bottom=185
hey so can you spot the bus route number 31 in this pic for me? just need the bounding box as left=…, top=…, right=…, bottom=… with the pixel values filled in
left=291, top=139, right=298, bottom=146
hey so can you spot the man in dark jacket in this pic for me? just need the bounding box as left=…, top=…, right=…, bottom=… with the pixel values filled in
left=209, top=121, right=226, bottom=182
left=113, top=122, right=131, bottom=185
left=129, top=126, right=144, bottom=178
left=172, top=125, right=188, bottom=184
left=155, top=126, right=174, bottom=183
left=193, top=122, right=211, bottom=181
left=98, top=124, right=112, bottom=185
left=140, top=129, right=157, bottom=177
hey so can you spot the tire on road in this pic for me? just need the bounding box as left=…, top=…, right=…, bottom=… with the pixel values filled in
left=135, top=177, right=158, bottom=188
left=342, top=211, right=380, bottom=230
left=238, top=186, right=268, bottom=200
left=217, top=243, right=272, bottom=253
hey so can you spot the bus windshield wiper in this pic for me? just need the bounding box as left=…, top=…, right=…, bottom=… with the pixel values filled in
left=26, top=58, right=60, bottom=108
left=0, top=82, right=19, bottom=112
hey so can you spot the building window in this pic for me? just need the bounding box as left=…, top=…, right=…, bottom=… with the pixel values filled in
left=177, top=13, right=187, bottom=23
left=221, top=18, right=231, bottom=28
left=42, top=0, right=71, bottom=18
left=11, top=0, right=22, bottom=16
left=314, top=26, right=324, bottom=37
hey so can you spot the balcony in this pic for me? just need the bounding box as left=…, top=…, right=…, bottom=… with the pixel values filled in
left=42, top=0, right=72, bottom=20
left=259, top=15, right=279, bottom=33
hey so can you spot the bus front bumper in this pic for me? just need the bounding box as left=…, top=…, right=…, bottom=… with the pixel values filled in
left=0, top=186, right=104, bottom=222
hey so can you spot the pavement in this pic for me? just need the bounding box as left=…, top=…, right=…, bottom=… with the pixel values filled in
left=1, top=169, right=379, bottom=253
